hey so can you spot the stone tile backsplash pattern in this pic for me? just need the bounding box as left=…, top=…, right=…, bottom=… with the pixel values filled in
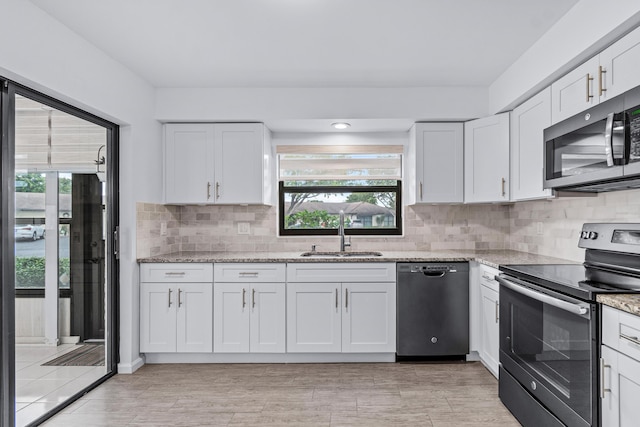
left=137, top=188, right=640, bottom=262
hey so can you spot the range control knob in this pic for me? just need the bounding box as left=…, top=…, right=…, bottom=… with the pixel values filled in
left=581, top=231, right=589, bottom=239
left=431, top=337, right=438, bottom=344
left=589, top=231, right=598, bottom=240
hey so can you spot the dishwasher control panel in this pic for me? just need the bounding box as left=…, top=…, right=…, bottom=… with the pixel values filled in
left=397, top=262, right=468, bottom=274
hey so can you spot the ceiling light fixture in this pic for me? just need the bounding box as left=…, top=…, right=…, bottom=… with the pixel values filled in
left=331, top=122, right=351, bottom=130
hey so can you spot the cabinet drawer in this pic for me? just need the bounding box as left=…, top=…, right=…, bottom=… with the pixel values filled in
left=214, top=263, right=285, bottom=282
left=140, top=263, right=213, bottom=283
left=479, top=264, right=499, bottom=293
left=603, top=305, right=640, bottom=362
left=287, top=263, right=396, bottom=283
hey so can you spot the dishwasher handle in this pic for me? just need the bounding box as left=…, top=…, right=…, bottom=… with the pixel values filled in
left=421, top=271, right=446, bottom=278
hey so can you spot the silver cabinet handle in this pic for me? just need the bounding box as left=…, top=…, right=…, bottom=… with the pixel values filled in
left=168, top=288, right=173, bottom=307
left=164, top=272, right=186, bottom=276
left=207, top=182, right=211, bottom=200
left=242, top=288, right=246, bottom=308
left=598, top=65, right=607, bottom=97
left=215, top=182, right=220, bottom=199
left=345, top=288, right=349, bottom=310
left=620, top=333, right=640, bottom=346
left=497, top=276, right=590, bottom=317
left=419, top=181, right=423, bottom=200
left=600, top=358, right=611, bottom=399
left=335, top=288, right=338, bottom=310
left=252, top=288, right=256, bottom=309
left=482, top=273, right=495, bottom=281
left=501, top=177, right=506, bottom=197
left=239, top=272, right=259, bottom=278
left=178, top=288, right=183, bottom=307
left=495, top=301, right=499, bottom=323
left=586, top=73, right=594, bottom=102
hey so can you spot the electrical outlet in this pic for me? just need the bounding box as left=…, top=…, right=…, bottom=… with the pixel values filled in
left=536, top=222, right=544, bottom=235
left=237, top=222, right=250, bottom=235
left=160, top=222, right=167, bottom=236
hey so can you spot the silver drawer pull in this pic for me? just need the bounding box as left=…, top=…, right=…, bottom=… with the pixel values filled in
left=164, top=272, right=186, bottom=276
left=600, top=358, right=611, bottom=399
left=482, top=273, right=494, bottom=281
left=620, top=333, right=640, bottom=346
left=239, top=272, right=259, bottom=277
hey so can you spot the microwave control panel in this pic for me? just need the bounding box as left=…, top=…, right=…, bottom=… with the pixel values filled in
left=628, top=105, right=640, bottom=160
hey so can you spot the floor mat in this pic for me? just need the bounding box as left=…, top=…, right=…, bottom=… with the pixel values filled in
left=42, top=344, right=104, bottom=367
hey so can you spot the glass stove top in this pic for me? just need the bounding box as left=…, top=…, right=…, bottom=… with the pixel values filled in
left=499, top=263, right=636, bottom=301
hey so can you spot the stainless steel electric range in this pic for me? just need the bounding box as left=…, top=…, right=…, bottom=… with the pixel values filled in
left=497, top=223, right=640, bottom=427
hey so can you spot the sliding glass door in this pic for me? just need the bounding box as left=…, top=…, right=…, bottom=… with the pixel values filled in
left=1, top=80, right=119, bottom=427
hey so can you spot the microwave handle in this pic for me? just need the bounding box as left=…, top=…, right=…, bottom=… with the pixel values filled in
left=604, top=112, right=615, bottom=167
left=496, top=276, right=590, bottom=318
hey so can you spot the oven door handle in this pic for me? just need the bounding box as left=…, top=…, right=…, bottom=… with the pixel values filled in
left=496, top=276, right=591, bottom=318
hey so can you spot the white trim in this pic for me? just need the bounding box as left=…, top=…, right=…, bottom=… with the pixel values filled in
left=117, top=356, right=145, bottom=374
left=143, top=353, right=396, bottom=364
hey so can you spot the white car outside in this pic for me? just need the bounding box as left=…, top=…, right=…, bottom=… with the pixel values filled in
left=15, top=224, right=45, bottom=241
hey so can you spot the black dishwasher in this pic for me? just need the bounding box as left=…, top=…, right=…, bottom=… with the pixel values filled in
left=396, top=262, right=469, bottom=357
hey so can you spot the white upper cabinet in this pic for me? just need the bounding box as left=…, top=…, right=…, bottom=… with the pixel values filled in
left=600, top=25, right=640, bottom=101
left=410, top=123, right=464, bottom=204
left=552, top=26, right=640, bottom=124
left=464, top=113, right=510, bottom=203
left=164, top=123, right=272, bottom=205
left=164, top=124, right=215, bottom=204
left=510, top=88, right=553, bottom=201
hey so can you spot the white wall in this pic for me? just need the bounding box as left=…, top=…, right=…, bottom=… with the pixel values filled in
left=490, top=0, right=640, bottom=112
left=0, top=0, right=162, bottom=373
left=155, top=86, right=489, bottom=123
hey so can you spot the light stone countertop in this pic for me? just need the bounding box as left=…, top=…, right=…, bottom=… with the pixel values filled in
left=597, top=294, right=640, bottom=317
left=138, top=249, right=577, bottom=268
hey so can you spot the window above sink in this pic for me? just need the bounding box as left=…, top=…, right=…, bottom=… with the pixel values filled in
left=277, top=145, right=403, bottom=237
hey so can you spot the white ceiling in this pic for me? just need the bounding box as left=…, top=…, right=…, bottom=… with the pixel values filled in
left=31, top=0, right=579, bottom=89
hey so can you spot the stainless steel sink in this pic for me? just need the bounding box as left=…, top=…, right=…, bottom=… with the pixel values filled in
left=300, top=251, right=383, bottom=258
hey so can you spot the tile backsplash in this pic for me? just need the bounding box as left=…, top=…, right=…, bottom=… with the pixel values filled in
left=136, top=188, right=640, bottom=262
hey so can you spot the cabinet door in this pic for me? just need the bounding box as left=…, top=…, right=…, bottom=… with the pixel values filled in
left=140, top=283, right=177, bottom=353
left=176, top=283, right=213, bottom=352
left=464, top=113, right=510, bottom=203
left=479, top=284, right=500, bottom=378
left=287, top=282, right=342, bottom=353
left=164, top=124, right=215, bottom=204
left=213, top=283, right=250, bottom=353
left=342, top=283, right=396, bottom=353
left=510, top=88, right=553, bottom=201
left=415, top=123, right=464, bottom=203
left=601, top=344, right=640, bottom=427
left=250, top=283, right=286, bottom=353
left=601, top=26, right=640, bottom=102
left=214, top=123, right=264, bottom=204
left=551, top=57, right=599, bottom=124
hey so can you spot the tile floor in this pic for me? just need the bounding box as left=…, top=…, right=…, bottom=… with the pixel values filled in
left=41, top=362, right=521, bottom=426
left=15, top=344, right=106, bottom=427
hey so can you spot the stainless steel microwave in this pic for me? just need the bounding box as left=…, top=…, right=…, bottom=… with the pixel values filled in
left=544, top=86, right=640, bottom=192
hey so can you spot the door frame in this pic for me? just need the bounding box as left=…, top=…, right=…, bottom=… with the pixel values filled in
left=0, top=78, right=120, bottom=426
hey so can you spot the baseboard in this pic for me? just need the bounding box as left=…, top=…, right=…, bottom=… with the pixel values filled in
left=143, top=353, right=396, bottom=364
left=117, top=356, right=145, bottom=374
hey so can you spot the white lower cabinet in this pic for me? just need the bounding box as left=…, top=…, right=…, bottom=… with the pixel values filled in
left=286, top=263, right=396, bottom=354
left=287, top=281, right=396, bottom=353
left=140, top=263, right=214, bottom=353
left=601, top=306, right=640, bottom=426
left=213, top=263, right=286, bottom=353
left=478, top=264, right=500, bottom=378
left=213, top=282, right=286, bottom=353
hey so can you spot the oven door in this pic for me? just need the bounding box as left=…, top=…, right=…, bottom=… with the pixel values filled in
left=497, top=275, right=597, bottom=427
